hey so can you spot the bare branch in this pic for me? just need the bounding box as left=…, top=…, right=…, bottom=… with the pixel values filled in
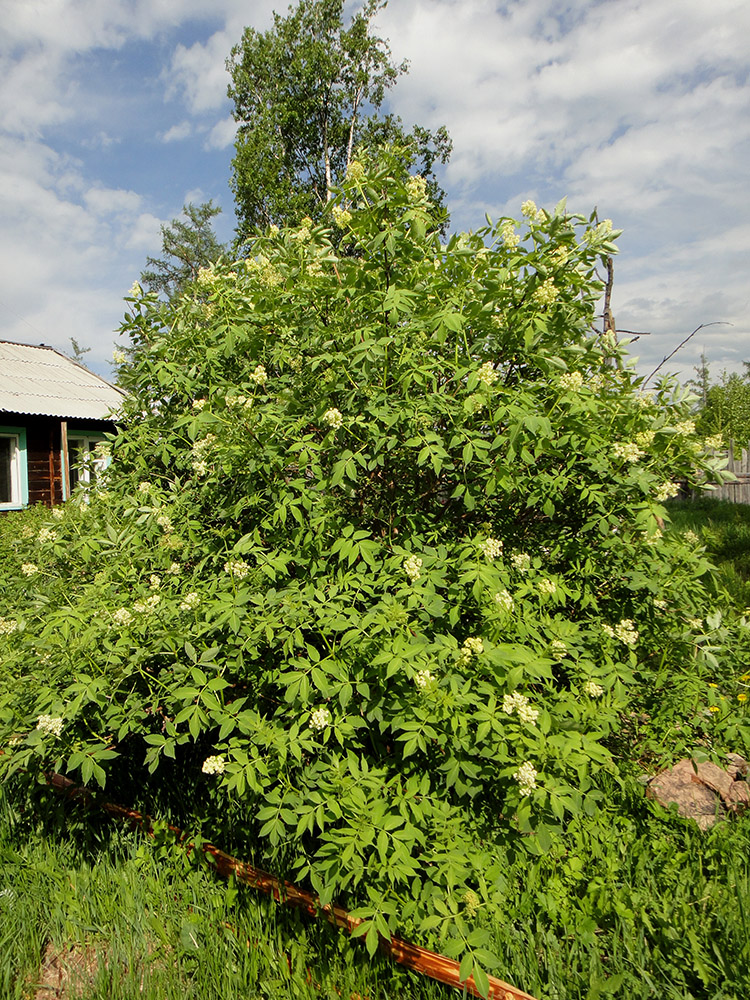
left=643, top=322, right=732, bottom=386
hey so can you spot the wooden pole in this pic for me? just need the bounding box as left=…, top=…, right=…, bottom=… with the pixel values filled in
left=60, top=420, right=70, bottom=501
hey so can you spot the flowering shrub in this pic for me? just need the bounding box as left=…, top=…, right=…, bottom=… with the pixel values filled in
left=0, top=150, right=737, bottom=987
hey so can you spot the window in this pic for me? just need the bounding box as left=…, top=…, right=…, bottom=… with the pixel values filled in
left=0, top=429, right=27, bottom=510
left=66, top=434, right=111, bottom=494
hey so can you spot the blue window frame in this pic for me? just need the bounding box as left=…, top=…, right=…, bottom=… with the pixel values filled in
left=0, top=426, right=29, bottom=510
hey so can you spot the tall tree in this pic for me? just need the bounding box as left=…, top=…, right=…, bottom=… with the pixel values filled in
left=141, top=201, right=225, bottom=298
left=226, top=0, right=451, bottom=236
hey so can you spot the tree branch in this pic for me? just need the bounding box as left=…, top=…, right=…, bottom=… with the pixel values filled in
left=643, top=322, right=732, bottom=386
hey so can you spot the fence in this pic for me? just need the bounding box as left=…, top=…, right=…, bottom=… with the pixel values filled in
left=702, top=446, right=750, bottom=504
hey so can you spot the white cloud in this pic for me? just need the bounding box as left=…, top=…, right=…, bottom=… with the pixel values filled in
left=205, top=116, right=237, bottom=150
left=125, top=212, right=164, bottom=251
left=83, top=187, right=142, bottom=216
left=162, top=120, right=193, bottom=142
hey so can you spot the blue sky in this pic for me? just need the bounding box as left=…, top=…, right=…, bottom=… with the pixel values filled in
left=1, top=0, right=748, bottom=387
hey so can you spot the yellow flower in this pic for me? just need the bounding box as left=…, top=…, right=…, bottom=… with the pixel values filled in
left=738, top=693, right=748, bottom=703
left=708, top=683, right=718, bottom=688
left=708, top=706, right=719, bottom=713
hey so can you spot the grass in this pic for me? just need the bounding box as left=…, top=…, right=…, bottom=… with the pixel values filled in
left=2, top=776, right=749, bottom=999
left=667, top=497, right=750, bottom=607
left=0, top=783, right=449, bottom=1000
left=3, top=496, right=750, bottom=999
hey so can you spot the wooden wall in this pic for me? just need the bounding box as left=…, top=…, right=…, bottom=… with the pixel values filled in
left=3, top=413, right=116, bottom=509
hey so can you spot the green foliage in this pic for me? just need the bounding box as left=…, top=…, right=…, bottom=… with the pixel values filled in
left=691, top=361, right=750, bottom=453
left=141, top=201, right=226, bottom=299
left=227, top=0, right=451, bottom=235
left=0, top=152, right=742, bottom=986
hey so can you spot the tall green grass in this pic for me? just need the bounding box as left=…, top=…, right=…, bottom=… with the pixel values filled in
left=0, top=783, right=450, bottom=1000
left=668, top=498, right=750, bottom=607
left=3, top=778, right=750, bottom=1000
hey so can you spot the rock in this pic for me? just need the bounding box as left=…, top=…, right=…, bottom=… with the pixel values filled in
left=646, top=756, right=749, bottom=829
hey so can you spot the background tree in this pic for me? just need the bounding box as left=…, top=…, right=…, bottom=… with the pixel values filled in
left=226, top=0, right=451, bottom=236
left=693, top=364, right=750, bottom=451
left=67, top=337, right=91, bottom=364
left=141, top=201, right=225, bottom=298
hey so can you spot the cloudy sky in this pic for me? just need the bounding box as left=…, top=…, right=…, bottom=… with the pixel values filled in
left=1, top=0, right=748, bottom=386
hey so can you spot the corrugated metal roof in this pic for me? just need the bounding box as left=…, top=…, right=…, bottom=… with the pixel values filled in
left=0, top=341, right=126, bottom=421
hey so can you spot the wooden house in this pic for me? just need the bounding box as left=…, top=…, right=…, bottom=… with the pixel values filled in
left=0, top=340, right=126, bottom=510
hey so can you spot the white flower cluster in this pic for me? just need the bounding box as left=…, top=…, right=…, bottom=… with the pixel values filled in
left=138, top=482, right=151, bottom=494
left=113, top=349, right=127, bottom=364
left=249, top=364, right=267, bottom=386
left=457, top=637, right=484, bottom=666
left=655, top=482, right=680, bottom=502
left=514, top=761, right=537, bottom=796
left=36, top=715, right=63, bottom=738
left=602, top=618, right=639, bottom=646
left=225, top=559, right=250, bottom=580
left=310, top=706, right=332, bottom=731
left=112, top=607, right=133, bottom=627
left=21, top=563, right=39, bottom=577
left=521, top=199, right=537, bottom=218
left=406, top=175, right=427, bottom=202
left=332, top=204, right=352, bottom=227
left=323, top=407, right=343, bottom=430
left=168, top=562, right=181, bottom=575
left=192, top=433, right=216, bottom=477
left=532, top=278, right=559, bottom=307
left=481, top=537, right=503, bottom=560
left=246, top=254, right=283, bottom=287
left=347, top=160, right=365, bottom=183
left=550, top=246, right=568, bottom=266
left=403, top=555, right=423, bottom=582
left=558, top=371, right=584, bottom=392
left=38, top=527, right=57, bottom=544
left=192, top=398, right=207, bottom=411
left=201, top=755, right=225, bottom=775
left=149, top=575, right=161, bottom=590
left=550, top=639, right=568, bottom=658
left=129, top=281, right=142, bottom=298
left=494, top=589, right=514, bottom=613
left=582, top=220, right=613, bottom=246
left=414, top=668, right=436, bottom=690
left=0, top=617, right=18, bottom=635
left=51, top=507, right=65, bottom=520
left=612, top=441, right=645, bottom=464
left=503, top=691, right=539, bottom=725
left=511, top=552, right=531, bottom=572
left=687, top=617, right=703, bottom=630
left=683, top=529, right=700, bottom=546
left=477, top=361, right=498, bottom=386
left=156, top=513, right=173, bottom=532
left=196, top=266, right=216, bottom=289
left=537, top=578, right=557, bottom=597
left=673, top=419, right=696, bottom=436
left=179, top=592, right=200, bottom=611
left=133, top=595, right=161, bottom=614
left=635, top=430, right=655, bottom=448
left=500, top=222, right=520, bottom=249
left=227, top=394, right=253, bottom=411
left=645, top=529, right=662, bottom=546
left=583, top=679, right=604, bottom=697
left=704, top=433, right=724, bottom=450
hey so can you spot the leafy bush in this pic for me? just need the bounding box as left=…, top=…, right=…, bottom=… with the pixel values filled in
left=0, top=150, right=741, bottom=984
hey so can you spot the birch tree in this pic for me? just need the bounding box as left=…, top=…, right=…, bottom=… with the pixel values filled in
left=226, top=0, right=451, bottom=236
